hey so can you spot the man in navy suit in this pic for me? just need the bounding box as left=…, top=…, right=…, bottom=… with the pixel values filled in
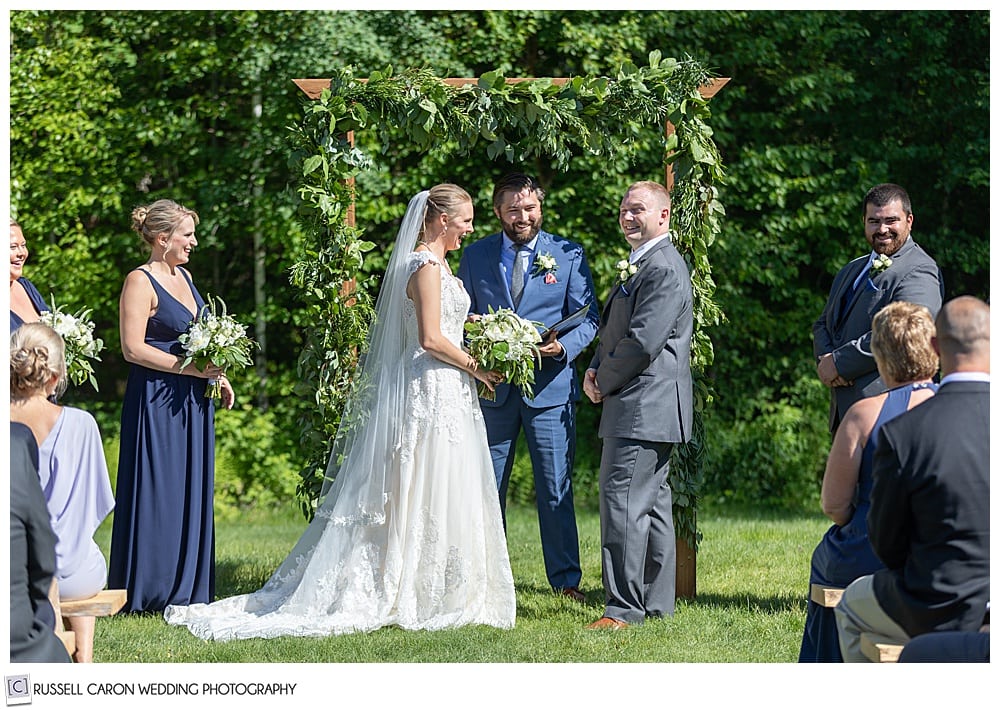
left=458, top=173, right=599, bottom=601
left=835, top=296, right=990, bottom=661
left=583, top=181, right=693, bottom=629
left=813, top=183, right=943, bottom=433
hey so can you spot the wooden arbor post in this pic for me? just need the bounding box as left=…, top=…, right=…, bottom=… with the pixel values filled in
left=293, top=75, right=727, bottom=599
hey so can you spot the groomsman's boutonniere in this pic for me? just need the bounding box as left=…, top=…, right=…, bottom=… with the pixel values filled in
left=616, top=259, right=638, bottom=284
left=534, top=252, right=559, bottom=284
left=870, top=253, right=893, bottom=275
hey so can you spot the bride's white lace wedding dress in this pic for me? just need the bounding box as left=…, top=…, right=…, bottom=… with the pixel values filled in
left=164, top=251, right=516, bottom=640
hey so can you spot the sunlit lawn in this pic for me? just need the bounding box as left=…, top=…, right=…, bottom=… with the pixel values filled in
left=91, top=502, right=828, bottom=663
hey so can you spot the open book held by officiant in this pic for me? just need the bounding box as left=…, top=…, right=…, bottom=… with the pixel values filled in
left=540, top=303, right=592, bottom=339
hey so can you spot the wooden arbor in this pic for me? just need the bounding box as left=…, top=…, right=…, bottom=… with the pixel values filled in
left=293, top=76, right=728, bottom=224
left=293, top=72, right=727, bottom=599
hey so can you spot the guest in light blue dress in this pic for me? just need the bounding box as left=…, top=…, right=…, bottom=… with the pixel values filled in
left=11, top=323, right=115, bottom=663
left=799, top=302, right=939, bottom=662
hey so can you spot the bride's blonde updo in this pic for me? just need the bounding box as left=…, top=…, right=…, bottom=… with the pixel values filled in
left=422, top=183, right=472, bottom=234
left=11, top=323, right=67, bottom=399
left=131, top=199, right=200, bottom=248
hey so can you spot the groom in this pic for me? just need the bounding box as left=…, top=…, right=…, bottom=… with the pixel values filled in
left=583, top=180, right=693, bottom=629
left=458, top=172, right=599, bottom=601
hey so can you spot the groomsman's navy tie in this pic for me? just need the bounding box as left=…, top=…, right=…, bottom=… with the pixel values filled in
left=840, top=263, right=870, bottom=315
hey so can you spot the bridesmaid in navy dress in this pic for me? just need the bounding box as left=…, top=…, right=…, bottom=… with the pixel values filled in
left=108, top=199, right=234, bottom=613
left=10, top=218, right=49, bottom=332
left=799, top=302, right=938, bottom=661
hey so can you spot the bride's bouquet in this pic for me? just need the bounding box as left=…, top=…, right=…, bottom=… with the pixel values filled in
left=39, top=298, right=104, bottom=392
left=464, top=306, right=543, bottom=401
left=178, top=296, right=258, bottom=400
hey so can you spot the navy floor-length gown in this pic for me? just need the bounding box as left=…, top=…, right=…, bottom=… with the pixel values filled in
left=798, top=383, right=936, bottom=662
left=108, top=267, right=216, bottom=612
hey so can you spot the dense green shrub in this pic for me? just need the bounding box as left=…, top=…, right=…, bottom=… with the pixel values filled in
left=212, top=404, right=301, bottom=519
left=702, top=375, right=828, bottom=511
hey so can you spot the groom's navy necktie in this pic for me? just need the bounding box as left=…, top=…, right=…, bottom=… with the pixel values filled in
left=511, top=245, right=530, bottom=308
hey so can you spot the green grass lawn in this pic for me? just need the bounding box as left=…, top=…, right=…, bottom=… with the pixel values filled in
left=91, top=502, right=828, bottom=663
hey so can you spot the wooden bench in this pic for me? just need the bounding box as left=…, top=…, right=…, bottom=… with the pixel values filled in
left=860, top=632, right=904, bottom=663
left=59, top=589, right=128, bottom=617
left=50, top=587, right=127, bottom=662
left=810, top=584, right=845, bottom=608
left=56, top=629, right=76, bottom=656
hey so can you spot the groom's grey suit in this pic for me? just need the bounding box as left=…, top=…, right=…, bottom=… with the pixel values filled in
left=589, top=236, right=693, bottom=624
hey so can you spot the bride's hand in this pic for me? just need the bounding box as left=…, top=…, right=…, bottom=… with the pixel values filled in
left=474, top=368, right=504, bottom=392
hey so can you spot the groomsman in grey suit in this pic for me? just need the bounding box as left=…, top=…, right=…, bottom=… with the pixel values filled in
left=583, top=181, right=693, bottom=630
left=813, top=183, right=943, bottom=433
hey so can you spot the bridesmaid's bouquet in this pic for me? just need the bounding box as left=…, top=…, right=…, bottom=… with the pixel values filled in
left=178, top=296, right=258, bottom=400
left=39, top=299, right=104, bottom=392
left=464, top=306, right=542, bottom=401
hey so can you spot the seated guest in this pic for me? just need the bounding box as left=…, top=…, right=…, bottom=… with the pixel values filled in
left=835, top=296, right=990, bottom=661
left=799, top=302, right=938, bottom=662
left=898, top=626, right=990, bottom=663
left=10, top=323, right=115, bottom=663
left=10, top=421, right=72, bottom=663
left=10, top=218, right=50, bottom=333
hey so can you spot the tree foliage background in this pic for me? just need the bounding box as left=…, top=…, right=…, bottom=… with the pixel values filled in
left=8, top=10, right=990, bottom=513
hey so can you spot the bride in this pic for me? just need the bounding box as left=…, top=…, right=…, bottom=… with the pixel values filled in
left=165, top=185, right=516, bottom=640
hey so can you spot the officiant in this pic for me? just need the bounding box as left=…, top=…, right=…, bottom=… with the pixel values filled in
left=458, top=172, right=599, bottom=602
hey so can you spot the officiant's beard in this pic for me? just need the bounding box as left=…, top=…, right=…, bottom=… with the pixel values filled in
left=502, top=215, right=543, bottom=245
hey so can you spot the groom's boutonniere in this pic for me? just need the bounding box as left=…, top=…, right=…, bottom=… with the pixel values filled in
left=616, top=259, right=638, bottom=284
left=534, top=252, right=558, bottom=283
left=870, top=253, right=893, bottom=275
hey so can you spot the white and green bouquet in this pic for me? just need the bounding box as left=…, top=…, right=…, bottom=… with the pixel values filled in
left=39, top=299, right=104, bottom=392
left=178, top=296, right=258, bottom=400
left=464, top=306, right=543, bottom=401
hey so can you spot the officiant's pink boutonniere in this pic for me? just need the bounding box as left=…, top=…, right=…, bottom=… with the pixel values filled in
left=870, top=253, right=893, bottom=275
left=533, top=252, right=559, bottom=283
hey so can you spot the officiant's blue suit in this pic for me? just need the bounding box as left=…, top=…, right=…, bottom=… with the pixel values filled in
left=458, top=229, right=599, bottom=591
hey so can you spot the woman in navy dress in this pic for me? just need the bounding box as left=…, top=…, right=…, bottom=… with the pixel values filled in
left=799, top=302, right=938, bottom=661
left=108, top=199, right=234, bottom=613
left=10, top=218, right=49, bottom=332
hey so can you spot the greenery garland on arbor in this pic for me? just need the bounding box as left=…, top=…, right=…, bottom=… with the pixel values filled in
left=288, top=51, right=725, bottom=547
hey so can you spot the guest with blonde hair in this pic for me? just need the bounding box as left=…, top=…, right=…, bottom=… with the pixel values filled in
left=799, top=301, right=938, bottom=661
left=10, top=323, right=114, bottom=662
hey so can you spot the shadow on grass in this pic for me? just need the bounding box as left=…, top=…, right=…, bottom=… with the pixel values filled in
left=512, top=582, right=604, bottom=621
left=686, top=591, right=806, bottom=615
left=214, top=558, right=274, bottom=598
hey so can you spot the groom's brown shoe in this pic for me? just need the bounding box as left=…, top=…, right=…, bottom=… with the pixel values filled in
left=585, top=616, right=629, bottom=630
